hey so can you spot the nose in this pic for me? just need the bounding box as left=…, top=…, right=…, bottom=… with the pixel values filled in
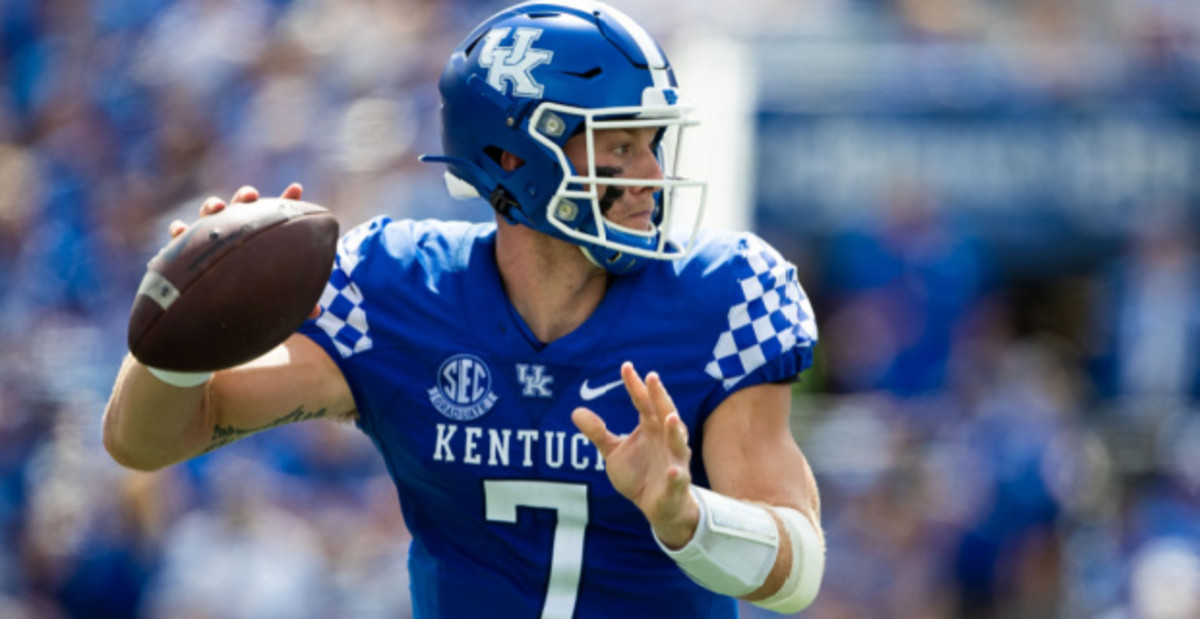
left=628, top=144, right=663, bottom=194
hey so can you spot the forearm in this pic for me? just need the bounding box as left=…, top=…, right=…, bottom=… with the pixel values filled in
left=102, top=355, right=215, bottom=471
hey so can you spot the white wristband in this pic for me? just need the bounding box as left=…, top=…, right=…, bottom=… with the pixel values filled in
left=655, top=486, right=779, bottom=597
left=753, top=507, right=825, bottom=613
left=145, top=365, right=213, bottom=388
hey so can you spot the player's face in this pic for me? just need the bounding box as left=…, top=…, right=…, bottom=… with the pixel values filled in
left=563, top=127, right=664, bottom=232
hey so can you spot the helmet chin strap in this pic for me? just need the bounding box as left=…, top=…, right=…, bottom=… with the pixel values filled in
left=579, top=244, right=636, bottom=275
left=579, top=245, right=603, bottom=268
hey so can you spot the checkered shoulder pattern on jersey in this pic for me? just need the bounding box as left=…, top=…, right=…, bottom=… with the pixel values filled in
left=700, top=232, right=818, bottom=391
left=302, top=216, right=485, bottom=363
left=307, top=216, right=387, bottom=359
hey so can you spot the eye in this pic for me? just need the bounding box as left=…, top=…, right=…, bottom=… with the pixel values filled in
left=611, top=143, right=631, bottom=157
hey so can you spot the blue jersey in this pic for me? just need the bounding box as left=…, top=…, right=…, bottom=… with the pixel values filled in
left=298, top=218, right=818, bottom=619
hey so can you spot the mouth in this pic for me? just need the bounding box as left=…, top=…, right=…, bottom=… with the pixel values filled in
left=610, top=208, right=654, bottom=232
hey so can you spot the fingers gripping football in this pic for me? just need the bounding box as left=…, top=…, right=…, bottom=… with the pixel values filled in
left=128, top=182, right=337, bottom=372
left=169, top=183, right=304, bottom=239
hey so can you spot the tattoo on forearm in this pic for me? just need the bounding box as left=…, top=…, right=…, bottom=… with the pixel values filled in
left=203, top=405, right=328, bottom=453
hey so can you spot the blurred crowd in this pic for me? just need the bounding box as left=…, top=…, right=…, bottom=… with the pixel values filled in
left=0, top=0, right=1197, bottom=617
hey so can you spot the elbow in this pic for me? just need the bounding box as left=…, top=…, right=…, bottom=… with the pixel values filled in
left=102, top=428, right=168, bottom=472
left=101, top=360, right=205, bottom=471
left=101, top=407, right=172, bottom=472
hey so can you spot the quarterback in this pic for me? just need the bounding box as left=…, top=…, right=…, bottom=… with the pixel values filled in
left=103, top=2, right=826, bottom=617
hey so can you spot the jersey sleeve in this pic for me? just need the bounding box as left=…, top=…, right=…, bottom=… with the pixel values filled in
left=298, top=216, right=390, bottom=361
left=703, top=234, right=818, bottom=392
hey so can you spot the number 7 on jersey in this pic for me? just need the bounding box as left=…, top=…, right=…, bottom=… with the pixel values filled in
left=485, top=480, right=589, bottom=619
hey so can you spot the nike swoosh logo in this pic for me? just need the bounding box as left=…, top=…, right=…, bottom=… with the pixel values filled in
left=579, top=378, right=625, bottom=401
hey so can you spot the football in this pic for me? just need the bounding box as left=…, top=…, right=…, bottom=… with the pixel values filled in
left=128, top=198, right=339, bottom=372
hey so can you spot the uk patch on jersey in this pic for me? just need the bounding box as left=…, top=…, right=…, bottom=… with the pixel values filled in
left=705, top=236, right=817, bottom=389
left=313, top=219, right=380, bottom=358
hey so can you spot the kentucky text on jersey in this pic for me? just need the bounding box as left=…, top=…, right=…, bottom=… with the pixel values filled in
left=432, top=423, right=606, bottom=471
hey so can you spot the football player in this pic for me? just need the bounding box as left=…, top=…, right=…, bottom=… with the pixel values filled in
left=104, top=2, right=826, bottom=616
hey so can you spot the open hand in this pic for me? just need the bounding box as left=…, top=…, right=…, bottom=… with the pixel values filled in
left=572, top=362, right=700, bottom=548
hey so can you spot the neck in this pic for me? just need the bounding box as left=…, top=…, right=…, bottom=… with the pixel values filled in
left=494, top=217, right=609, bottom=344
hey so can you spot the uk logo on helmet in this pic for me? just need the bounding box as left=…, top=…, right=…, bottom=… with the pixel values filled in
left=478, top=27, right=553, bottom=98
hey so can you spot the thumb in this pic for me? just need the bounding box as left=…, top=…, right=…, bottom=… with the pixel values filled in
left=572, top=407, right=618, bottom=457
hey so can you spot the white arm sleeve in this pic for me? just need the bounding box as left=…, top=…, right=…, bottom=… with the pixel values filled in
left=752, top=506, right=825, bottom=613
left=145, top=365, right=213, bottom=388
left=654, top=486, right=825, bottom=612
left=655, top=486, right=779, bottom=597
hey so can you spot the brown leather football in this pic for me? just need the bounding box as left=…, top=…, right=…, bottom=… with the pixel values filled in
left=127, top=198, right=339, bottom=372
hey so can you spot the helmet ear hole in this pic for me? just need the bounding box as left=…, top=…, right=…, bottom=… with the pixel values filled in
left=488, top=147, right=525, bottom=172
left=483, top=145, right=505, bottom=165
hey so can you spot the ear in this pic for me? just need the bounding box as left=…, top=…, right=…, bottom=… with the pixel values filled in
left=500, top=150, right=525, bottom=172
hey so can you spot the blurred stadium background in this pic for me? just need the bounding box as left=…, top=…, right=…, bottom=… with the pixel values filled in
left=1, top=0, right=1198, bottom=617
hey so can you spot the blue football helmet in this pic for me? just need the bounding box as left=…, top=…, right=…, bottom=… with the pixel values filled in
left=421, top=1, right=707, bottom=274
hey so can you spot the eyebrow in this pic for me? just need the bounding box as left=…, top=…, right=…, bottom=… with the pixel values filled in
left=598, top=127, right=655, bottom=142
